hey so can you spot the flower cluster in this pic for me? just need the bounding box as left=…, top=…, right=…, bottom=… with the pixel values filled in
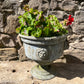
left=16, top=5, right=74, bottom=37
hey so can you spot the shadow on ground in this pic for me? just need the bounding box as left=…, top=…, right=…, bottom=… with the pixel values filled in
left=46, top=54, right=84, bottom=80
left=48, top=62, right=84, bottom=80
left=64, top=55, right=83, bottom=64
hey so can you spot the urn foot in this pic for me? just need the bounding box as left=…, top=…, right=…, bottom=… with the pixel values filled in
left=31, top=65, right=56, bottom=80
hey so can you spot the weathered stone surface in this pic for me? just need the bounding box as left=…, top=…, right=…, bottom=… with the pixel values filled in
left=39, top=3, right=49, bottom=12
left=0, top=61, right=84, bottom=84
left=0, top=1, right=2, bottom=9
left=75, top=11, right=84, bottom=23
left=5, top=15, right=19, bottom=34
left=17, top=7, right=25, bottom=15
left=79, top=7, right=84, bottom=11
left=67, top=34, right=81, bottom=43
left=59, top=0, right=78, bottom=11
left=0, top=48, right=18, bottom=61
left=50, top=0, right=57, bottom=10
left=0, top=61, right=35, bottom=84
left=64, top=49, right=84, bottom=62
left=32, top=81, right=40, bottom=84
left=57, top=0, right=62, bottom=2
left=64, top=54, right=83, bottom=64
left=2, top=0, right=22, bottom=15
left=81, top=37, right=84, bottom=42
left=77, top=35, right=84, bottom=42
left=2, top=0, right=13, bottom=9
left=79, top=2, right=84, bottom=11
left=2, top=9, right=14, bottom=13
left=73, top=23, right=84, bottom=34
left=16, top=35, right=23, bottom=47
left=28, top=0, right=50, bottom=12
left=73, top=11, right=84, bottom=34
left=65, top=38, right=84, bottom=63
left=81, top=2, right=84, bottom=7
left=49, top=11, right=65, bottom=20
left=0, top=34, right=16, bottom=48
left=0, top=0, right=4, bottom=2
left=18, top=47, right=29, bottom=61
left=70, top=42, right=84, bottom=50
left=0, top=13, right=4, bottom=32
left=0, top=40, right=4, bottom=48
left=28, top=0, right=41, bottom=9
left=2, top=0, right=20, bottom=9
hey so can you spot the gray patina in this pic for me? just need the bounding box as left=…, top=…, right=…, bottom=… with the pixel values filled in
left=19, top=34, right=67, bottom=80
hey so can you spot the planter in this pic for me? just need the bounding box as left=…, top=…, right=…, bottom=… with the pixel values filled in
left=19, top=34, right=67, bottom=80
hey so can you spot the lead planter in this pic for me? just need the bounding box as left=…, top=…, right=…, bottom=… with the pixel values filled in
left=19, top=34, right=67, bottom=80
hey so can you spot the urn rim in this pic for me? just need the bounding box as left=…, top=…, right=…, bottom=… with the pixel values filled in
left=19, top=34, right=68, bottom=41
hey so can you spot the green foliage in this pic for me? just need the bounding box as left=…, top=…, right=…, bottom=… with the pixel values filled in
left=16, top=5, right=68, bottom=37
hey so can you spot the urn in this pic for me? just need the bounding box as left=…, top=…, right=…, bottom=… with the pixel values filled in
left=19, top=34, right=67, bottom=80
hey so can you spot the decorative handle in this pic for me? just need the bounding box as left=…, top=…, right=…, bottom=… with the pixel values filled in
left=36, top=48, right=48, bottom=60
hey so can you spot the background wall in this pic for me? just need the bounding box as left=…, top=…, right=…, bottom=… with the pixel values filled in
left=0, top=0, right=84, bottom=62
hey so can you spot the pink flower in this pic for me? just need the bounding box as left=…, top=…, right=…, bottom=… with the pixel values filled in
left=57, top=29, right=59, bottom=32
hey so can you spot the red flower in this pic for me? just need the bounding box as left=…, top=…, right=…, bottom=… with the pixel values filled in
left=67, top=15, right=74, bottom=26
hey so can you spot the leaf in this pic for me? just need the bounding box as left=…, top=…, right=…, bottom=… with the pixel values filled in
left=18, top=25, right=27, bottom=35
left=27, top=27, right=33, bottom=36
left=31, top=28, right=42, bottom=37
left=28, top=14, right=32, bottom=20
left=16, top=27, right=21, bottom=33
left=38, top=11, right=43, bottom=20
left=20, top=28, right=25, bottom=35
left=31, top=19, right=35, bottom=26
left=23, top=12, right=29, bottom=18
left=18, top=15, right=22, bottom=19
left=19, top=17, right=25, bottom=25
left=34, top=10, right=39, bottom=15
left=29, top=8, right=33, bottom=14
left=54, top=26, right=59, bottom=32
left=23, top=5, right=29, bottom=11
left=43, top=27, right=50, bottom=37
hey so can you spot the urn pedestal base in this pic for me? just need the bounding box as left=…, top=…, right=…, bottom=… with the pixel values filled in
left=31, top=64, right=56, bottom=80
